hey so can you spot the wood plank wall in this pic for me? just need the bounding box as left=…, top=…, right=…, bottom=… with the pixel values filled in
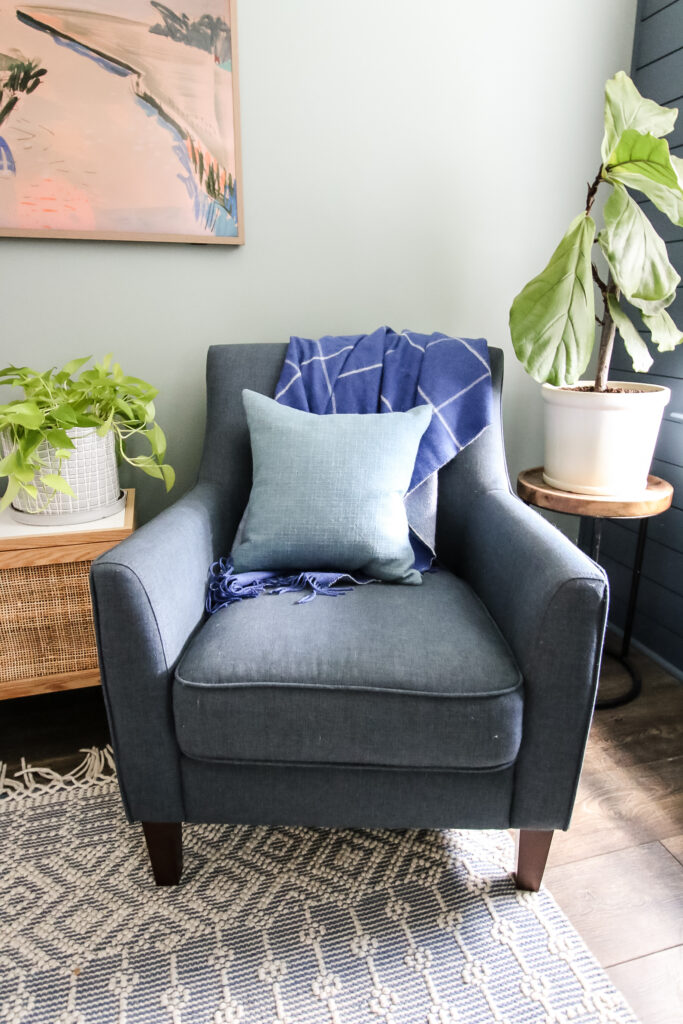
left=602, top=0, right=683, bottom=673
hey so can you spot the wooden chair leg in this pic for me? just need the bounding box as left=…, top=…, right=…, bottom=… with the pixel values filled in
left=142, top=821, right=183, bottom=886
left=515, top=829, right=554, bottom=891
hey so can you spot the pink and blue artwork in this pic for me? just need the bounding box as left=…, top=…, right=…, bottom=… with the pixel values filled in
left=0, top=0, right=243, bottom=243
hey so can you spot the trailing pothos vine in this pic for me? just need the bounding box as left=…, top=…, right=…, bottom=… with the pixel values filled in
left=0, top=356, right=174, bottom=512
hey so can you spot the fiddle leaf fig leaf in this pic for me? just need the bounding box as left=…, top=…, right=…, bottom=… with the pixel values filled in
left=509, top=213, right=596, bottom=386
left=607, top=294, right=653, bottom=372
left=604, top=129, right=682, bottom=195
left=626, top=172, right=683, bottom=227
left=641, top=307, right=683, bottom=351
left=609, top=149, right=683, bottom=227
left=601, top=72, right=677, bottom=163
left=598, top=184, right=679, bottom=313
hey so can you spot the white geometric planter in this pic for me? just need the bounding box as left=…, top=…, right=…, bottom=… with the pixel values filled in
left=542, top=381, right=671, bottom=497
left=0, top=426, right=124, bottom=525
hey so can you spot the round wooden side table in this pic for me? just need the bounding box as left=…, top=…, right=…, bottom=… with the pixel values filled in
left=517, top=467, right=673, bottom=709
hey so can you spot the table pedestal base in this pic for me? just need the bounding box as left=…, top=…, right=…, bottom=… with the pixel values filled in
left=586, top=516, right=648, bottom=710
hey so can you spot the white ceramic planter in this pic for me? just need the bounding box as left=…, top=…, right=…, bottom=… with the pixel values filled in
left=542, top=381, right=671, bottom=497
left=0, top=426, right=124, bottom=525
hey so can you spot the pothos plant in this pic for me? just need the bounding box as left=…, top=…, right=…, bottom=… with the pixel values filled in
left=510, top=71, right=683, bottom=390
left=0, top=355, right=175, bottom=512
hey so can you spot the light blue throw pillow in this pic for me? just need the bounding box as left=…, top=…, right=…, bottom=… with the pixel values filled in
left=232, top=390, right=433, bottom=584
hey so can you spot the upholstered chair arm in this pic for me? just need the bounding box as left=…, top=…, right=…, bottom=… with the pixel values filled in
left=443, top=487, right=609, bottom=830
left=90, top=482, right=230, bottom=823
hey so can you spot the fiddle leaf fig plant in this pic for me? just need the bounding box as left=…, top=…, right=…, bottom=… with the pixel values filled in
left=510, top=71, right=683, bottom=391
left=0, top=355, right=175, bottom=512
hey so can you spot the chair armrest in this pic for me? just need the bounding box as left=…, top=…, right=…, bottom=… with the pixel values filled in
left=448, top=488, right=609, bottom=830
left=90, top=482, right=230, bottom=822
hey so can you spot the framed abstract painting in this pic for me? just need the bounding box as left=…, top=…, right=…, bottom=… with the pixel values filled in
left=0, top=0, right=243, bottom=243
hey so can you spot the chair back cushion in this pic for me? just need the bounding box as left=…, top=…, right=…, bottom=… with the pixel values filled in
left=197, top=343, right=506, bottom=551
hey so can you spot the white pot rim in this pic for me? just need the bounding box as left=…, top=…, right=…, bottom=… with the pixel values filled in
left=542, top=380, right=670, bottom=410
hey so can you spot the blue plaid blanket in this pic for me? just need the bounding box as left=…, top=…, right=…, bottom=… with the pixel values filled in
left=207, top=327, right=492, bottom=612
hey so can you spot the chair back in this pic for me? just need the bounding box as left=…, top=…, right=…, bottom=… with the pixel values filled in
left=198, top=343, right=509, bottom=546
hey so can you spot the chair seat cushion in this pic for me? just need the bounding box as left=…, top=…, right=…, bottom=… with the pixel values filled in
left=174, top=570, right=523, bottom=770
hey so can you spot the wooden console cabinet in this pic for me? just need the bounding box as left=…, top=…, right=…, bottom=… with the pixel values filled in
left=0, top=490, right=135, bottom=699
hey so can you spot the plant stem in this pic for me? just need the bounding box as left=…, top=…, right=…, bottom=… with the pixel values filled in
left=594, top=287, right=617, bottom=392
left=585, top=166, right=603, bottom=216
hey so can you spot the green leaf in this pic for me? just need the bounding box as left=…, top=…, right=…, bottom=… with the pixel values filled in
left=608, top=149, right=683, bottom=228
left=129, top=457, right=163, bottom=480
left=145, top=422, right=167, bottom=459
left=641, top=307, right=683, bottom=351
left=0, top=450, right=19, bottom=476
left=597, top=185, right=679, bottom=313
left=51, top=403, right=79, bottom=427
left=72, top=412, right=101, bottom=428
left=160, top=464, right=175, bottom=491
left=41, top=473, right=76, bottom=497
left=625, top=172, right=683, bottom=228
left=115, top=397, right=134, bottom=420
left=19, top=483, right=38, bottom=500
left=44, top=427, right=75, bottom=452
left=13, top=452, right=36, bottom=484
left=62, top=356, right=91, bottom=377
left=601, top=72, right=677, bottom=163
left=509, top=213, right=596, bottom=386
left=1, top=400, right=43, bottom=429
left=604, top=129, right=682, bottom=196
left=0, top=476, right=20, bottom=513
left=607, top=294, right=653, bottom=372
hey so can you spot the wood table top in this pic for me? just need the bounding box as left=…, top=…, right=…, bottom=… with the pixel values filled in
left=0, top=488, right=136, bottom=550
left=517, top=468, right=673, bottom=519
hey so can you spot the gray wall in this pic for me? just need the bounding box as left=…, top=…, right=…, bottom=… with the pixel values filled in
left=600, top=0, right=683, bottom=674
left=0, top=0, right=637, bottom=523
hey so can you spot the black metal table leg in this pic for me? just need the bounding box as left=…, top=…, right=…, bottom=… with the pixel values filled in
left=594, top=517, right=648, bottom=710
left=589, top=517, right=603, bottom=563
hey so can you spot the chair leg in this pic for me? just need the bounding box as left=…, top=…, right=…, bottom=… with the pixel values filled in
left=515, top=829, right=553, bottom=891
left=141, top=821, right=183, bottom=886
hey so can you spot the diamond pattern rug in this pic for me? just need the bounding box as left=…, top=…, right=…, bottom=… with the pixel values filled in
left=0, top=748, right=638, bottom=1024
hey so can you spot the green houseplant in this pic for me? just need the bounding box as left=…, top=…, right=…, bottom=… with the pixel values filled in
left=509, top=71, right=683, bottom=496
left=0, top=355, right=174, bottom=522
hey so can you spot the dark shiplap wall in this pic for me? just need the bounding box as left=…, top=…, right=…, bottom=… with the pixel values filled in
left=602, top=0, right=683, bottom=672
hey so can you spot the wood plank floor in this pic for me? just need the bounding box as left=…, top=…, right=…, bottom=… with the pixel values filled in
left=1, top=638, right=682, bottom=1022
left=546, top=643, right=683, bottom=1024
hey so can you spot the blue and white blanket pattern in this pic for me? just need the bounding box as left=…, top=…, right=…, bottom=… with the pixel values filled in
left=206, top=327, right=492, bottom=612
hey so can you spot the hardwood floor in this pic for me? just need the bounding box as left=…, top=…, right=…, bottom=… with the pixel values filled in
left=546, top=643, right=683, bottom=1024
left=1, top=639, right=681, bottom=1022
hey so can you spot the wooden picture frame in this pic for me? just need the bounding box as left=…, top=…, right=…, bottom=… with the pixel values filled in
left=0, top=0, right=243, bottom=244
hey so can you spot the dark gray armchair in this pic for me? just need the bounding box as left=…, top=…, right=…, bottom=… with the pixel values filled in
left=90, top=344, right=608, bottom=890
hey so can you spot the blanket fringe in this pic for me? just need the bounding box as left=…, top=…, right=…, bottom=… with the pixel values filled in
left=0, top=745, right=117, bottom=803
left=206, top=558, right=371, bottom=613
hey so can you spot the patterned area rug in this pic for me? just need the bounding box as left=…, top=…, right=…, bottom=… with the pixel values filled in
left=1, top=748, right=638, bottom=1024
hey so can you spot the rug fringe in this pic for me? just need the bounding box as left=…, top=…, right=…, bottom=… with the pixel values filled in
left=0, top=745, right=117, bottom=802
